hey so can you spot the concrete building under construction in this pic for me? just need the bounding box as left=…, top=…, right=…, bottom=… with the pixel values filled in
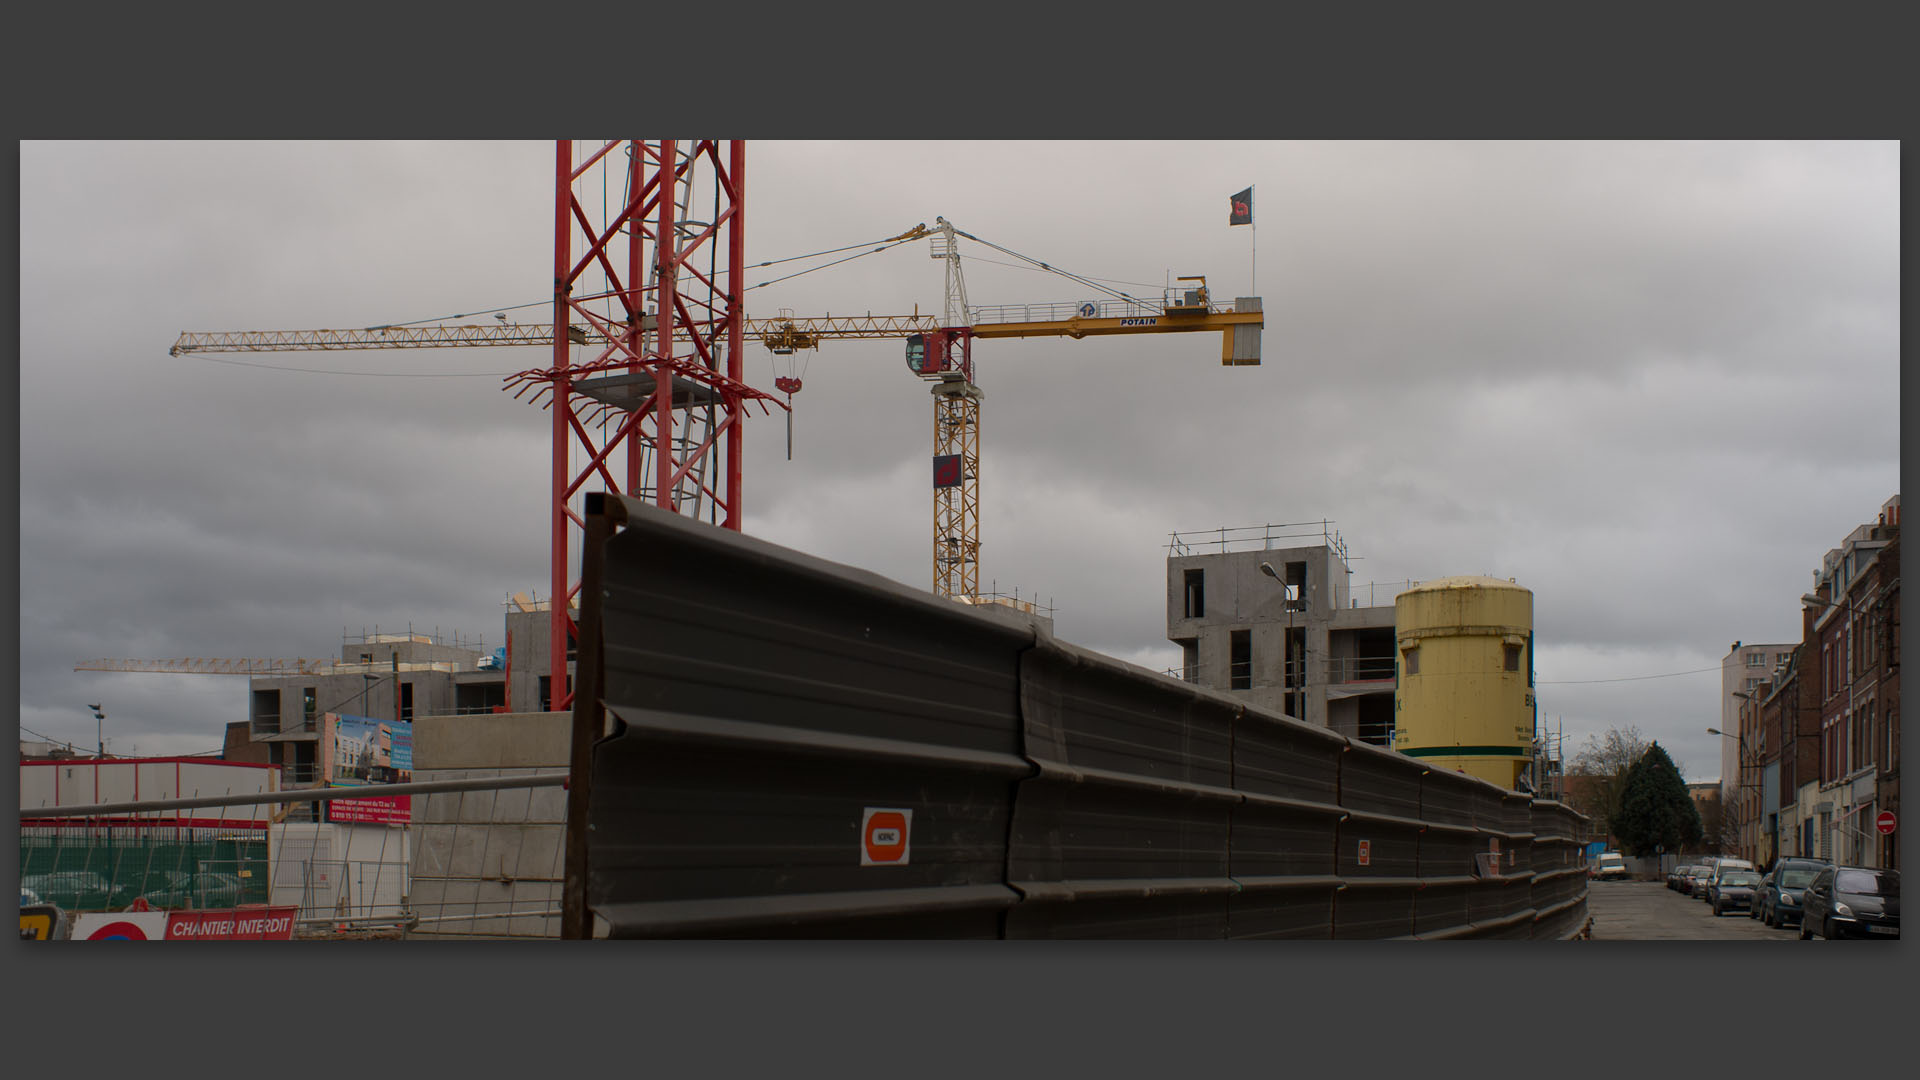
left=1165, top=522, right=1402, bottom=745
left=235, top=597, right=577, bottom=817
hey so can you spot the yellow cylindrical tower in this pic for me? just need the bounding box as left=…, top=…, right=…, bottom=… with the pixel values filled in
left=1393, top=576, right=1535, bottom=789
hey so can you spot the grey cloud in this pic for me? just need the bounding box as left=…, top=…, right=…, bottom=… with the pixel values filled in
left=18, top=141, right=1897, bottom=787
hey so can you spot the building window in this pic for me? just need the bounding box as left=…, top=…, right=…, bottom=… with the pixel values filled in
left=1746, top=652, right=1764, bottom=667
left=1284, top=562, right=1307, bottom=612
left=1504, top=644, right=1521, bottom=672
left=400, top=682, right=414, bottom=723
left=1183, top=569, right=1205, bottom=619
left=1229, top=630, right=1252, bottom=691
left=1402, top=646, right=1419, bottom=676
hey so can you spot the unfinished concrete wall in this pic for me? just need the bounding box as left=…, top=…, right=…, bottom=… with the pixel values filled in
left=505, top=608, right=575, bottom=713
left=408, top=711, right=568, bottom=939
left=1166, top=543, right=1401, bottom=730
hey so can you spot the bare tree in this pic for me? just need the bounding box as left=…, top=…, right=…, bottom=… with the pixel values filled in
left=1695, top=790, right=1738, bottom=854
left=1566, top=725, right=1652, bottom=836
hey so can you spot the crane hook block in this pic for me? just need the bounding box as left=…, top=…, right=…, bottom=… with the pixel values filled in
left=774, top=376, right=803, bottom=395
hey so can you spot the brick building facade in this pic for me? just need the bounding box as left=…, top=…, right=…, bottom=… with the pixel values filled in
left=1744, top=495, right=1899, bottom=870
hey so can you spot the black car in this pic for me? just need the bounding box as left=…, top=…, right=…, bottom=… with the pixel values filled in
left=1757, top=858, right=1830, bottom=928
left=1799, top=866, right=1899, bottom=939
left=1708, top=870, right=1763, bottom=916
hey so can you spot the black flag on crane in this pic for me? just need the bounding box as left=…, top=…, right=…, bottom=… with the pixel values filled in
left=1228, top=187, right=1253, bottom=226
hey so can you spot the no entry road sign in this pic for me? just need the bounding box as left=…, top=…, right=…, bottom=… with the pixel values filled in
left=1876, top=810, right=1896, bottom=835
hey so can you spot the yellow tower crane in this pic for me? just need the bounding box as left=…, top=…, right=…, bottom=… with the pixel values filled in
left=170, top=220, right=1263, bottom=602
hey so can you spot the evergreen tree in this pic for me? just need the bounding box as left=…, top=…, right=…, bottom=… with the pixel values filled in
left=1608, top=742, right=1703, bottom=857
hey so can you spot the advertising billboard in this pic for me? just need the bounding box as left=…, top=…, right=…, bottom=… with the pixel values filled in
left=317, top=714, right=413, bottom=824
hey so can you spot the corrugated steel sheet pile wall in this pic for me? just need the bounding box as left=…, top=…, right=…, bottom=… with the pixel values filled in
left=577, top=497, right=1589, bottom=939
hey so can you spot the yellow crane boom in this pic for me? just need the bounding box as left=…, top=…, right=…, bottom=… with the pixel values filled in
left=169, top=235, right=1264, bottom=604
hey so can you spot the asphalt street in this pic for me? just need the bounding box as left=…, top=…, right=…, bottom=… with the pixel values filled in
left=1586, top=879, right=1806, bottom=941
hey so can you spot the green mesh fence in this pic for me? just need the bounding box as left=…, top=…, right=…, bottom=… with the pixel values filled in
left=19, top=826, right=270, bottom=911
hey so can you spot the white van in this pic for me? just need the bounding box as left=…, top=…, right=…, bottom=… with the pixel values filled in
left=1594, top=852, right=1629, bottom=880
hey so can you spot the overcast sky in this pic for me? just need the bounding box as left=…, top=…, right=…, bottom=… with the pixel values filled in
left=17, top=141, right=1899, bottom=783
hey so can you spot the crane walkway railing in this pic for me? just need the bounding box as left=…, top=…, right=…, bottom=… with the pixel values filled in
left=970, top=297, right=1236, bottom=325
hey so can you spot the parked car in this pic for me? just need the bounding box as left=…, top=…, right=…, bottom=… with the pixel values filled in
left=1707, top=869, right=1763, bottom=916
left=1669, top=864, right=1698, bottom=891
left=136, top=871, right=245, bottom=910
left=1703, top=861, right=1757, bottom=900
left=19, top=871, right=135, bottom=912
left=1594, top=852, right=1630, bottom=881
left=1757, top=858, right=1831, bottom=928
left=1750, top=866, right=1778, bottom=920
left=1799, top=867, right=1899, bottom=939
left=1681, top=866, right=1714, bottom=896
left=20, top=886, right=44, bottom=908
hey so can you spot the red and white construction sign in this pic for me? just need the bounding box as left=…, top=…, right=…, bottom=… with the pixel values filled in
left=860, top=807, right=912, bottom=866
left=165, top=906, right=298, bottom=940
left=74, top=906, right=298, bottom=941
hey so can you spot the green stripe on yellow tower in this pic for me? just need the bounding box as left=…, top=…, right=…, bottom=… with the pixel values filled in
left=1392, top=576, right=1535, bottom=790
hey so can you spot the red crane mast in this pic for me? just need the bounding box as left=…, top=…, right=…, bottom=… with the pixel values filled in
left=519, top=140, right=776, bottom=710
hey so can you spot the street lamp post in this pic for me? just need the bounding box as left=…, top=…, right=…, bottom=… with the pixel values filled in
left=1258, top=561, right=1296, bottom=717
left=86, top=703, right=106, bottom=758
left=1708, top=723, right=1754, bottom=862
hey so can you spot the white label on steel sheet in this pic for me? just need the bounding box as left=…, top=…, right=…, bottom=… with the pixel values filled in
left=861, top=807, right=912, bottom=866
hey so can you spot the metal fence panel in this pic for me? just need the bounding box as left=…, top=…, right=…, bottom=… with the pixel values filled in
left=410, top=767, right=565, bottom=938
left=1527, top=800, right=1590, bottom=938
left=1331, top=740, right=1424, bottom=936
left=592, top=729, right=1024, bottom=937
left=1006, top=639, right=1239, bottom=939
left=20, top=825, right=270, bottom=912
left=566, top=496, right=1591, bottom=940
left=586, top=500, right=1031, bottom=938
left=1226, top=709, right=1345, bottom=938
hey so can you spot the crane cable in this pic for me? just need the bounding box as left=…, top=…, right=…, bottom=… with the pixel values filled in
left=745, top=229, right=930, bottom=292
left=943, top=226, right=1160, bottom=311
left=953, top=254, right=1170, bottom=292
left=357, top=232, right=929, bottom=332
